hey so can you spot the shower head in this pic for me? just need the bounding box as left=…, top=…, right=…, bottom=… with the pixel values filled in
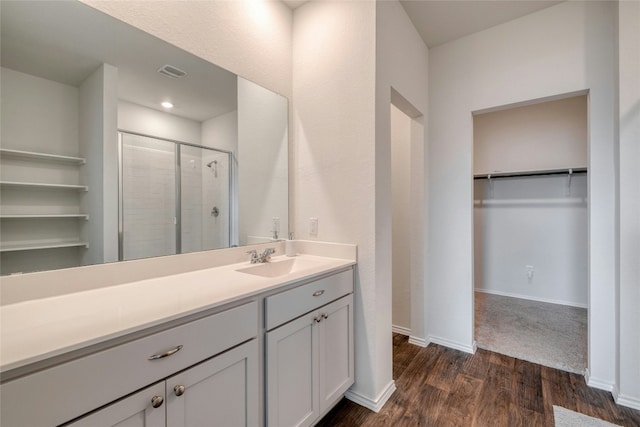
left=206, top=160, right=218, bottom=168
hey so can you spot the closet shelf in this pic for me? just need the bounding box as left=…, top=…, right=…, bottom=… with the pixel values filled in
left=474, top=167, right=587, bottom=180
left=0, top=214, right=89, bottom=220
left=0, top=149, right=86, bottom=165
left=0, top=240, right=89, bottom=253
left=0, top=181, right=88, bottom=191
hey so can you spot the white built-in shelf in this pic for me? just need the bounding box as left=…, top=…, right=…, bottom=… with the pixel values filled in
left=0, top=181, right=88, bottom=191
left=0, top=149, right=86, bottom=165
left=0, top=240, right=89, bottom=253
left=0, top=214, right=89, bottom=220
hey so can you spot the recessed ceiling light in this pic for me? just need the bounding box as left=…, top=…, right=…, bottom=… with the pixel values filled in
left=161, top=101, right=174, bottom=109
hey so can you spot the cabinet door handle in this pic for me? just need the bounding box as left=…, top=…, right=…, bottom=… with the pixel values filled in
left=151, top=395, right=164, bottom=408
left=322, top=313, right=328, bottom=319
left=313, top=290, right=325, bottom=297
left=148, top=345, right=183, bottom=360
left=314, top=315, right=323, bottom=323
left=174, top=385, right=186, bottom=396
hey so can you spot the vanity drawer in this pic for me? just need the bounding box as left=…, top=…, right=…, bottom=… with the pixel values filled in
left=265, top=268, right=353, bottom=330
left=1, top=301, right=258, bottom=427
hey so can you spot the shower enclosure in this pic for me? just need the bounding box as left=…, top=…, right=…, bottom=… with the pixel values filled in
left=118, top=132, right=231, bottom=261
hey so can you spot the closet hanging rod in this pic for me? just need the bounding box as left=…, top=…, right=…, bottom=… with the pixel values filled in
left=473, top=167, right=587, bottom=180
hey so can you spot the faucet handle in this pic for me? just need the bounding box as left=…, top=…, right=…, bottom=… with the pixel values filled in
left=260, top=248, right=275, bottom=262
left=246, top=250, right=259, bottom=263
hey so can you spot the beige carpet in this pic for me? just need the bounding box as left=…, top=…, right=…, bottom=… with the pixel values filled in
left=475, top=292, right=587, bottom=374
left=553, top=406, right=621, bottom=427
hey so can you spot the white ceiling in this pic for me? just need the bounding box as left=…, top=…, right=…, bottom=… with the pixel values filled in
left=400, top=1, right=563, bottom=48
left=1, top=1, right=238, bottom=122
left=283, top=0, right=562, bottom=48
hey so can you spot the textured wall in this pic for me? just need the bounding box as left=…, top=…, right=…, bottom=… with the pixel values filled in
left=616, top=0, right=640, bottom=409
left=292, top=0, right=379, bottom=403
left=429, top=1, right=616, bottom=386
left=82, top=0, right=292, bottom=99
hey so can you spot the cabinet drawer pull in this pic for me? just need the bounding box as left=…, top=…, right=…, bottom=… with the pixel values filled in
left=151, top=395, right=164, bottom=408
left=148, top=345, right=183, bottom=360
left=312, top=290, right=325, bottom=297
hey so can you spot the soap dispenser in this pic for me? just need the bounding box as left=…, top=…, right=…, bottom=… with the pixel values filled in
left=286, top=232, right=296, bottom=257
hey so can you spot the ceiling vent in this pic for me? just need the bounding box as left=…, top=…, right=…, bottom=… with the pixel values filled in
left=157, top=64, right=187, bottom=79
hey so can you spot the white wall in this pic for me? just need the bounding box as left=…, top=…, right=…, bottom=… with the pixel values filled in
left=376, top=1, right=429, bottom=361
left=428, top=1, right=616, bottom=388
left=237, top=77, right=288, bottom=244
left=616, top=0, right=640, bottom=410
left=474, top=95, right=588, bottom=174
left=82, top=1, right=292, bottom=100
left=291, top=0, right=429, bottom=410
left=474, top=175, right=588, bottom=307
left=293, top=0, right=381, bottom=408
left=0, top=67, right=79, bottom=155
left=80, top=64, right=119, bottom=266
left=118, top=101, right=201, bottom=145
left=391, top=104, right=412, bottom=331
left=202, top=111, right=237, bottom=154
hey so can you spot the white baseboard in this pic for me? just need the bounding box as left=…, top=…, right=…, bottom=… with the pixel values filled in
left=612, top=383, right=640, bottom=410
left=345, top=380, right=396, bottom=413
left=584, top=369, right=615, bottom=392
left=392, top=325, right=411, bottom=336
left=615, top=393, right=640, bottom=411
left=408, top=336, right=428, bottom=347
left=427, top=334, right=475, bottom=354
left=474, top=288, right=588, bottom=309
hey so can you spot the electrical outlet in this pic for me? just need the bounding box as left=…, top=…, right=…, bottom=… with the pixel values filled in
left=526, top=265, right=534, bottom=280
left=309, top=217, right=318, bottom=236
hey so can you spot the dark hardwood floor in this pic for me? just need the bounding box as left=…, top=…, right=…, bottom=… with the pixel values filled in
left=316, top=334, right=640, bottom=427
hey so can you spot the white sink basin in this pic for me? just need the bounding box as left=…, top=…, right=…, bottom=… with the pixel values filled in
left=236, top=257, right=323, bottom=278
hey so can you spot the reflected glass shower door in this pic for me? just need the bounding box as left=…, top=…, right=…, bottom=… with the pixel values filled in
left=120, top=132, right=231, bottom=261
left=120, top=133, right=177, bottom=261
left=180, top=145, right=230, bottom=253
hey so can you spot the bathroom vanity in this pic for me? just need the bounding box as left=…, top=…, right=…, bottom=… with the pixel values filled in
left=0, top=242, right=356, bottom=427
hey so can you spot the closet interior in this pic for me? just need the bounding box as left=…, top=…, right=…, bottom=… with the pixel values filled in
left=473, top=94, right=589, bottom=374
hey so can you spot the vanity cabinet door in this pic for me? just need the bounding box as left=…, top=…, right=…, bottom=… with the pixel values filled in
left=318, top=294, right=354, bottom=414
left=68, top=382, right=165, bottom=427
left=166, top=339, right=258, bottom=427
left=266, top=293, right=354, bottom=427
left=266, top=311, right=319, bottom=427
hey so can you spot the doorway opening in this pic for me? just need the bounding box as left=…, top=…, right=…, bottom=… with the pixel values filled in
left=472, top=93, right=589, bottom=374
left=390, top=89, right=426, bottom=359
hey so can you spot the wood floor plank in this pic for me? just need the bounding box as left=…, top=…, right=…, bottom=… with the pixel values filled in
left=393, top=334, right=422, bottom=379
left=317, top=334, right=640, bottom=427
left=513, top=358, right=544, bottom=413
left=508, top=402, right=545, bottom=427
left=436, top=373, right=483, bottom=426
left=425, top=346, right=471, bottom=392
left=462, top=347, right=491, bottom=380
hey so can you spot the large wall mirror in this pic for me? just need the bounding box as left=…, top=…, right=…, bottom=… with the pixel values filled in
left=0, top=1, right=288, bottom=275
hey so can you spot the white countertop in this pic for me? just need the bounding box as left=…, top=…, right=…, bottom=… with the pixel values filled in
left=0, top=254, right=355, bottom=374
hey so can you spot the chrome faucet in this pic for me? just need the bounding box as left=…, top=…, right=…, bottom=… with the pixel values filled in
left=247, top=248, right=276, bottom=264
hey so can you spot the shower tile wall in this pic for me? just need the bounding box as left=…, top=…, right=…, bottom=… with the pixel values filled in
left=201, top=151, right=230, bottom=250
left=121, top=136, right=176, bottom=260
left=181, top=147, right=204, bottom=253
